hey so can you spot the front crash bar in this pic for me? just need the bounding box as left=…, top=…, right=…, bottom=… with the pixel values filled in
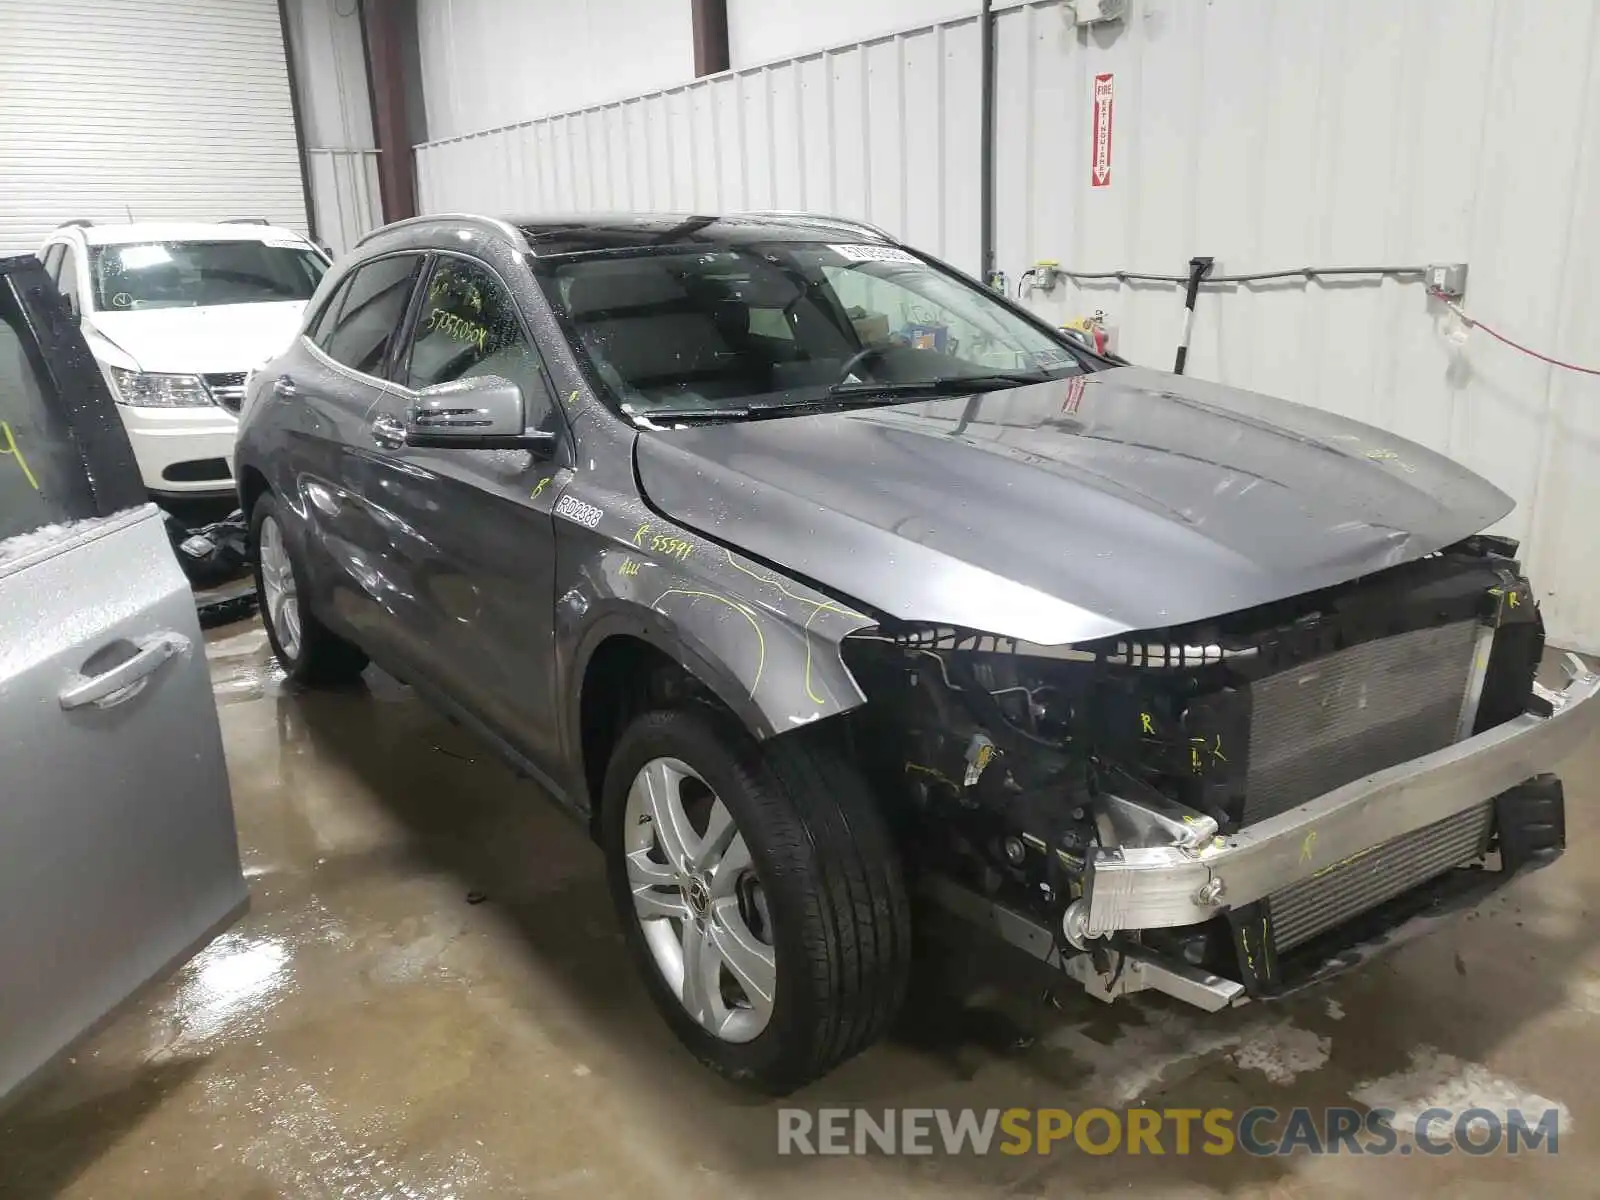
left=1083, top=653, right=1600, bottom=936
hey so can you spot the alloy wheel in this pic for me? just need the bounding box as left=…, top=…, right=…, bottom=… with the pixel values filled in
left=258, top=515, right=302, bottom=660
left=623, top=757, right=776, bottom=1043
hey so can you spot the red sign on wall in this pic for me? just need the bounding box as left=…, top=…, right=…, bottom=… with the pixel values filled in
left=1091, top=73, right=1114, bottom=187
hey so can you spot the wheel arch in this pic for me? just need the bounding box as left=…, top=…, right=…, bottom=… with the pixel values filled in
left=571, top=606, right=784, bottom=829
left=238, top=463, right=271, bottom=521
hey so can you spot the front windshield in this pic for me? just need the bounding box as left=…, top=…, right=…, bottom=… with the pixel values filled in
left=536, top=240, right=1085, bottom=419
left=89, top=240, right=327, bottom=311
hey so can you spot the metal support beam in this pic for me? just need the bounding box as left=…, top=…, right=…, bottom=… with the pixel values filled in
left=276, top=0, right=319, bottom=241
left=979, top=0, right=996, bottom=288
left=691, top=0, right=729, bottom=77
left=361, top=0, right=417, bottom=223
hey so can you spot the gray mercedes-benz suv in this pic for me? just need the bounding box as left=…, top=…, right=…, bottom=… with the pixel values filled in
left=235, top=212, right=1597, bottom=1091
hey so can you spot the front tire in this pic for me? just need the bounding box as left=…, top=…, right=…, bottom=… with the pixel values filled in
left=601, top=706, right=911, bottom=1092
left=250, top=492, right=367, bottom=685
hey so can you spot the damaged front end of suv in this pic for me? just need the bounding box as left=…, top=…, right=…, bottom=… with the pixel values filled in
left=840, top=535, right=1594, bottom=1010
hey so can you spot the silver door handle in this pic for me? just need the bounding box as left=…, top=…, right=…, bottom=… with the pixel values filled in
left=59, top=632, right=190, bottom=711
left=273, top=375, right=298, bottom=397
left=371, top=413, right=407, bottom=449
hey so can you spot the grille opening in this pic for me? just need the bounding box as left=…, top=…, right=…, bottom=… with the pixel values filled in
left=204, top=372, right=247, bottom=414
left=162, top=457, right=232, bottom=483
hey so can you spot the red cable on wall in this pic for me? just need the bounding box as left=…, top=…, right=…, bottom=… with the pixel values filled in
left=1436, top=291, right=1600, bottom=377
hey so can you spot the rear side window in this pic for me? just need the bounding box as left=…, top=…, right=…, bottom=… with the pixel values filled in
left=305, top=276, right=350, bottom=344
left=315, top=254, right=422, bottom=376
left=0, top=305, right=97, bottom=542
left=40, top=244, right=64, bottom=282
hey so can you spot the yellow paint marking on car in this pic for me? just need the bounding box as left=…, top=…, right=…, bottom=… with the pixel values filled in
left=723, top=550, right=865, bottom=620
left=0, top=421, right=39, bottom=490
left=905, top=761, right=959, bottom=790
left=649, top=533, right=694, bottom=562
left=423, top=308, right=487, bottom=351
left=653, top=588, right=765, bottom=696
left=1299, top=830, right=1318, bottom=864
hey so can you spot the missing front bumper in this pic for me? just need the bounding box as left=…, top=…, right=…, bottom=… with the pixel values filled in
left=1081, top=654, right=1597, bottom=937
left=926, top=745, right=1576, bottom=1012
left=929, top=777, right=1563, bottom=1011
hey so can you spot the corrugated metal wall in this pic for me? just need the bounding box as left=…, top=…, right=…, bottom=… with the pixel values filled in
left=304, top=148, right=382, bottom=256
left=414, top=0, right=1600, bottom=653
left=725, top=0, right=975, bottom=68
left=416, top=12, right=988, bottom=270
left=416, top=0, right=697, bottom=142
left=284, top=0, right=382, bottom=255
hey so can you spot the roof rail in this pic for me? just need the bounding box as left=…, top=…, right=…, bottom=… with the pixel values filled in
left=56, top=219, right=95, bottom=229
left=222, top=217, right=269, bottom=224
left=355, top=212, right=530, bottom=252
left=739, top=211, right=893, bottom=241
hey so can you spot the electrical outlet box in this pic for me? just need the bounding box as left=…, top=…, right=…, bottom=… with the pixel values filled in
left=1034, top=261, right=1063, bottom=294
left=1426, top=262, right=1469, bottom=299
left=1069, top=0, right=1126, bottom=26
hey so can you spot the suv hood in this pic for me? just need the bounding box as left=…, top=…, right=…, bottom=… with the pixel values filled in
left=633, top=366, right=1514, bottom=646
left=86, top=302, right=307, bottom=374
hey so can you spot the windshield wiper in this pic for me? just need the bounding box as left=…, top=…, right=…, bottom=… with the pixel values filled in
left=627, top=405, right=753, bottom=424
left=626, top=370, right=1058, bottom=426
left=825, top=370, right=1053, bottom=398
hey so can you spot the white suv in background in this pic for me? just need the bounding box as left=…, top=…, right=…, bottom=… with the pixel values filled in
left=37, top=220, right=329, bottom=497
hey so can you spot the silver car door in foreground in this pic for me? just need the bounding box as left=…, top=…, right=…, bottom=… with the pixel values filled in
left=0, top=257, right=247, bottom=1106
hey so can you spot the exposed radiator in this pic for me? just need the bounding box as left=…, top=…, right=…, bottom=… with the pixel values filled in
left=1270, top=802, right=1493, bottom=950
left=1244, top=620, right=1481, bottom=825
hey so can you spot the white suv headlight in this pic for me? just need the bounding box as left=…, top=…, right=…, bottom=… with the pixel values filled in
left=107, top=366, right=214, bottom=408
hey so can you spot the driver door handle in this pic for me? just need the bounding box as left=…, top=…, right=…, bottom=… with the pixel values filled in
left=59, top=632, right=189, bottom=711
left=371, top=413, right=407, bottom=449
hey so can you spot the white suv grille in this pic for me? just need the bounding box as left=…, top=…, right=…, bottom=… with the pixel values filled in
left=204, top=372, right=247, bottom=414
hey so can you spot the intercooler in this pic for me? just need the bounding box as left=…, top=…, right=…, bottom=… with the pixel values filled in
left=1245, top=620, right=1493, bottom=949
left=1270, top=802, right=1494, bottom=949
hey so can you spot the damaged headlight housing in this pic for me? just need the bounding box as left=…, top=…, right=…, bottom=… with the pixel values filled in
left=842, top=625, right=1238, bottom=906
left=107, top=366, right=214, bottom=408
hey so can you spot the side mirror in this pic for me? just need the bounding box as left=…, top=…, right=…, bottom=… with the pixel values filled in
left=405, top=375, right=555, bottom=452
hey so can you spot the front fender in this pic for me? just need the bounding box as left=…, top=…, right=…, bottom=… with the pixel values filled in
left=557, top=502, right=875, bottom=743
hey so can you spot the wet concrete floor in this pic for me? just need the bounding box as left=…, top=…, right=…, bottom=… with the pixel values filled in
left=3, top=622, right=1600, bottom=1197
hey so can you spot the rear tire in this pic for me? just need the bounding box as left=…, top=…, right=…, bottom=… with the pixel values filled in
left=601, top=706, right=911, bottom=1092
left=250, top=491, right=368, bottom=685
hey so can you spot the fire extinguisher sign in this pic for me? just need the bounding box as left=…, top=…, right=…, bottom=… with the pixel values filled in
left=1091, top=73, right=1114, bottom=187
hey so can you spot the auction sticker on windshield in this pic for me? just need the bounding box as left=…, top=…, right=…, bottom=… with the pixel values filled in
left=828, top=244, right=919, bottom=264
